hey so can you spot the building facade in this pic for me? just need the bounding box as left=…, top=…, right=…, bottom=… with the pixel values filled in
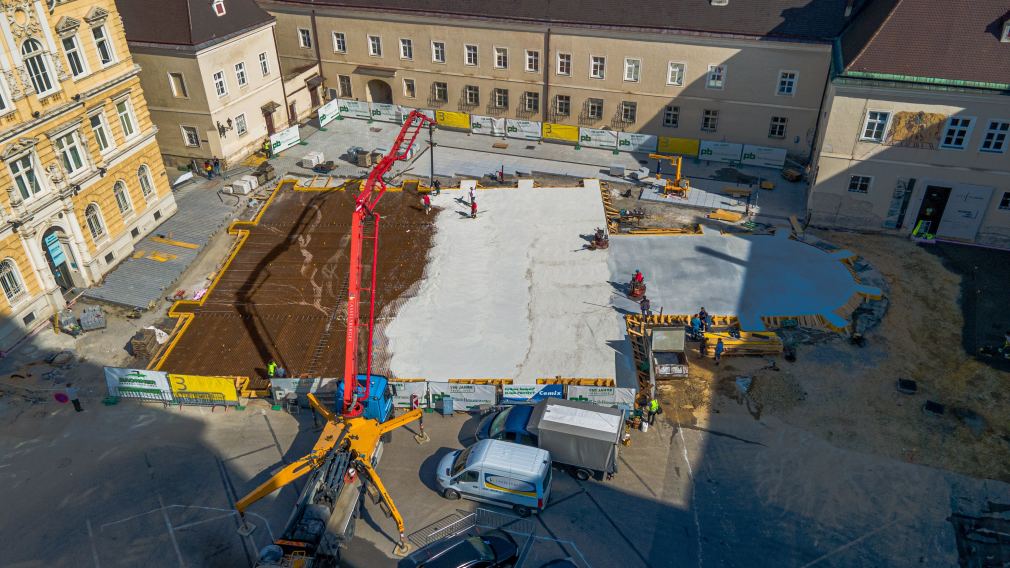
left=117, top=0, right=290, bottom=169
left=809, top=0, right=1010, bottom=248
left=260, top=0, right=856, bottom=161
left=0, top=0, right=176, bottom=349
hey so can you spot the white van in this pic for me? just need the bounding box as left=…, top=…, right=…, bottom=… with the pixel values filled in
left=436, top=439, right=552, bottom=517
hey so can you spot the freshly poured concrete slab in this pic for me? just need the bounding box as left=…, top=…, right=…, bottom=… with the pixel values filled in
left=384, top=186, right=632, bottom=385
left=609, top=230, right=863, bottom=330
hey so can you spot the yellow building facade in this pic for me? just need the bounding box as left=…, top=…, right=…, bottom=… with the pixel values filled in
left=0, top=0, right=176, bottom=349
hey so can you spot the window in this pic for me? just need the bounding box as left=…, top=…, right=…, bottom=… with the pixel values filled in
left=667, top=62, right=685, bottom=86
left=368, top=35, right=382, bottom=56
left=85, top=204, right=106, bottom=241
left=557, top=53, right=571, bottom=76
left=941, top=117, right=973, bottom=149
left=399, top=38, right=413, bottom=60
left=62, top=35, right=88, bottom=78
left=555, top=94, right=570, bottom=116
left=259, top=52, right=270, bottom=76
left=777, top=71, right=797, bottom=96
left=138, top=165, right=155, bottom=199
left=333, top=32, right=346, bottom=53
left=113, top=181, right=132, bottom=215
left=590, top=56, right=605, bottom=79
left=235, top=62, right=247, bottom=87
left=702, top=109, right=719, bottom=131
left=495, top=47, right=508, bottom=69
left=493, top=88, right=508, bottom=108
left=464, top=44, right=478, bottom=66
left=54, top=131, right=86, bottom=175
left=403, top=78, right=415, bottom=98
left=861, top=111, right=889, bottom=142
left=154, top=210, right=162, bottom=220
left=168, top=72, right=187, bottom=98
left=525, top=50, right=539, bottom=72
left=9, top=154, right=41, bottom=200
left=432, top=41, right=445, bottom=63
left=457, top=470, right=478, bottom=483
left=848, top=175, right=871, bottom=194
left=213, top=70, right=227, bottom=97
left=432, top=81, right=448, bottom=102
left=587, top=98, right=603, bottom=120
left=1000, top=192, right=1010, bottom=210
left=22, top=39, right=54, bottom=95
left=624, top=58, right=641, bottom=82
left=181, top=125, right=200, bottom=147
left=92, top=25, right=115, bottom=66
left=706, top=65, right=725, bottom=89
left=89, top=112, right=112, bottom=153
left=524, top=92, right=539, bottom=113
left=980, top=120, right=1009, bottom=153
left=464, top=85, right=479, bottom=106
left=235, top=113, right=247, bottom=136
left=769, top=116, right=787, bottom=139
left=621, top=101, right=637, bottom=123
left=0, top=260, right=25, bottom=304
left=212, top=0, right=226, bottom=15
left=298, top=28, right=312, bottom=49
left=663, top=106, right=679, bottom=128
left=338, top=75, right=352, bottom=97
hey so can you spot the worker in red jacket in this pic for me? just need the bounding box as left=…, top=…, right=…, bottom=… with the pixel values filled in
left=470, top=199, right=477, bottom=219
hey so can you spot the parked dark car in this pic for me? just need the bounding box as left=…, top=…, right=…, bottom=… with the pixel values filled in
left=401, top=530, right=518, bottom=568
left=476, top=404, right=537, bottom=446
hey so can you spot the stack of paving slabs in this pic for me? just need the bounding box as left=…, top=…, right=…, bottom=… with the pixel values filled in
left=130, top=328, right=161, bottom=363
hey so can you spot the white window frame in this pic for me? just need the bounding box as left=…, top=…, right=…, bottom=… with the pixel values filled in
left=91, top=25, right=116, bottom=67
left=432, top=81, right=448, bottom=102
left=587, top=98, right=603, bottom=120
left=663, top=105, right=679, bottom=128
left=464, top=85, right=479, bottom=106
left=590, top=55, right=606, bottom=79
left=860, top=110, right=890, bottom=142
left=298, top=28, right=312, bottom=49
left=181, top=125, right=200, bottom=147
left=524, top=91, right=539, bottom=113
left=116, top=98, right=138, bottom=139
left=555, top=94, right=570, bottom=116
left=85, top=203, right=107, bottom=242
left=557, top=52, right=571, bottom=76
left=368, top=35, right=382, bottom=57
left=525, top=50, right=540, bottom=73
left=234, top=62, right=247, bottom=87
left=212, top=0, right=226, bottom=16
left=235, top=113, right=248, bottom=136
left=402, top=78, right=415, bottom=98
left=113, top=180, right=133, bottom=216
left=258, top=52, right=270, bottom=76
left=431, top=41, right=446, bottom=64
left=769, top=116, right=788, bottom=139
left=88, top=111, right=114, bottom=154
left=212, top=70, right=227, bottom=97
left=22, top=39, right=57, bottom=97
left=777, top=70, right=798, bottom=96
left=399, top=38, right=413, bottom=60
left=623, top=58, right=641, bottom=83
left=702, top=109, right=719, bottom=131
left=0, top=259, right=26, bottom=305
left=847, top=175, right=873, bottom=194
left=464, top=44, right=478, bottom=66
left=667, top=62, right=685, bottom=86
left=53, top=130, right=88, bottom=177
left=167, top=72, right=188, bottom=98
left=494, top=46, right=508, bottom=69
left=9, top=153, right=43, bottom=201
left=706, top=65, right=726, bottom=90
left=493, top=88, right=508, bottom=108
left=137, top=165, right=156, bottom=200
left=62, top=34, right=89, bottom=78
left=979, top=119, right=1010, bottom=153
left=333, top=32, right=346, bottom=53
left=621, top=101, right=637, bottom=123
left=940, top=116, right=974, bottom=150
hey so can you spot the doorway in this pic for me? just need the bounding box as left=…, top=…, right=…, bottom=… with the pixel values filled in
left=310, top=86, right=321, bottom=109
left=366, top=80, right=393, bottom=104
left=41, top=226, right=82, bottom=294
left=263, top=109, right=275, bottom=135
left=913, top=185, right=951, bottom=236
left=288, top=102, right=297, bottom=126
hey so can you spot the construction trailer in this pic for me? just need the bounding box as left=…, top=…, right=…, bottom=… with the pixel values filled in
left=650, top=327, right=690, bottom=380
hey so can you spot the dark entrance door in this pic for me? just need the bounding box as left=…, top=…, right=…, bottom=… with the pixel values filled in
left=264, top=110, right=275, bottom=135
left=288, top=102, right=297, bottom=125
left=914, top=185, right=952, bottom=236
left=366, top=80, right=393, bottom=104
left=310, top=87, right=320, bottom=108
left=41, top=227, right=78, bottom=293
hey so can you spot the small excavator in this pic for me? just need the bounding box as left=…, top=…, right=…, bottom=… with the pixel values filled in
left=235, top=111, right=436, bottom=567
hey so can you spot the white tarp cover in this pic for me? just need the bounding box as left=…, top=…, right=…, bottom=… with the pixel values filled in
left=543, top=404, right=622, bottom=434
left=579, top=128, right=618, bottom=149
left=506, top=119, right=542, bottom=140
left=471, top=115, right=506, bottom=136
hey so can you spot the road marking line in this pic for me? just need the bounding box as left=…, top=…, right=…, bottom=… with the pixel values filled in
left=799, top=519, right=899, bottom=567
left=159, top=495, right=186, bottom=567
left=173, top=512, right=238, bottom=531
left=675, top=414, right=704, bottom=568
left=86, top=519, right=101, bottom=568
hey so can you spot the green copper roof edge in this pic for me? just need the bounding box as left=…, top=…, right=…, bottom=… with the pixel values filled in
left=842, top=71, right=1010, bottom=91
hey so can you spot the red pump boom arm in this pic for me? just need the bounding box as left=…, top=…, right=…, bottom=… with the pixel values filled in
left=342, top=111, right=434, bottom=417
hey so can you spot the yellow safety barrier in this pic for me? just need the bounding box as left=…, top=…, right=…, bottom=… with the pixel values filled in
left=542, top=123, right=579, bottom=143
left=168, top=373, right=240, bottom=403
left=537, top=377, right=615, bottom=386
left=447, top=378, right=513, bottom=385
left=435, top=110, right=471, bottom=130
left=657, top=136, right=700, bottom=156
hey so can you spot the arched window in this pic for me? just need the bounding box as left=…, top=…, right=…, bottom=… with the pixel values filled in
left=21, top=39, right=53, bottom=95
left=85, top=204, right=105, bottom=241
left=137, top=165, right=155, bottom=199
left=113, top=181, right=132, bottom=215
left=0, top=259, right=25, bottom=303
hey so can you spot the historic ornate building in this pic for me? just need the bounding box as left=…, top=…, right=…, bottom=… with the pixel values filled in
left=0, top=0, right=176, bottom=349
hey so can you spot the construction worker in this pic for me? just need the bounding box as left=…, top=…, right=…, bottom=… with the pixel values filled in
left=422, top=193, right=431, bottom=215
left=262, top=139, right=272, bottom=158
left=470, top=199, right=478, bottom=219
left=639, top=296, right=652, bottom=317
left=698, top=307, right=709, bottom=331
left=690, top=314, right=702, bottom=339
left=468, top=186, right=476, bottom=205
left=633, top=270, right=644, bottom=285
left=647, top=397, right=660, bottom=425
left=267, top=360, right=278, bottom=378
left=66, top=382, right=82, bottom=412
left=715, top=338, right=725, bottom=365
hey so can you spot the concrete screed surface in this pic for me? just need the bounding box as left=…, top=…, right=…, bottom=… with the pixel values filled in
left=385, top=186, right=629, bottom=383
left=610, top=231, right=864, bottom=329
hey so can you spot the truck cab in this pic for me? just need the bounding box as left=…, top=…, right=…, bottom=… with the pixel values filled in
left=334, top=374, right=394, bottom=422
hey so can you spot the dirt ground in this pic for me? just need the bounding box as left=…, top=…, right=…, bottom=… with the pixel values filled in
left=658, top=231, right=1010, bottom=482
